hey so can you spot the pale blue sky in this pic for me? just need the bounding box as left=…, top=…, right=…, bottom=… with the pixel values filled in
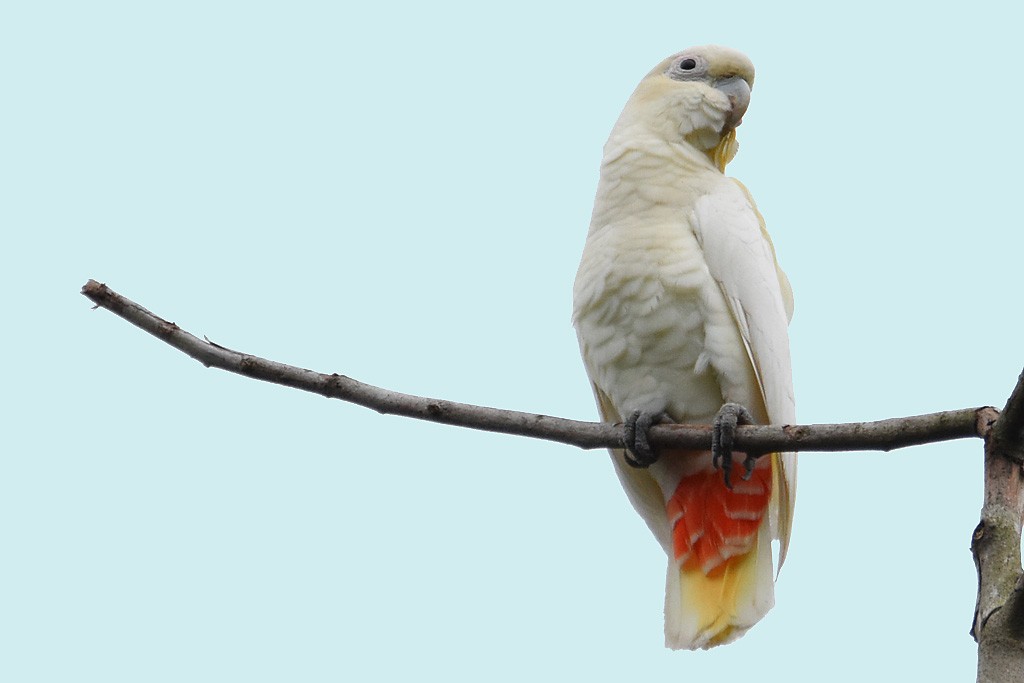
left=4, top=1, right=1022, bottom=680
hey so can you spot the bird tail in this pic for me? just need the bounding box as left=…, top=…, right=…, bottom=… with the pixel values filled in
left=663, top=461, right=776, bottom=649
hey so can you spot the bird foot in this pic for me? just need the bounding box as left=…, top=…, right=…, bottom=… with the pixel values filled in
left=623, top=410, right=673, bottom=468
left=712, top=402, right=757, bottom=489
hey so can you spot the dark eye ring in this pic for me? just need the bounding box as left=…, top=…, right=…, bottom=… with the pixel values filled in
left=679, top=58, right=697, bottom=70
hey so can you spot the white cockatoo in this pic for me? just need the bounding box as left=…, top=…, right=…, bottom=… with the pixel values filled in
left=572, top=45, right=796, bottom=650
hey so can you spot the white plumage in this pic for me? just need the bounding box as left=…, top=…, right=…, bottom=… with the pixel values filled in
left=572, top=45, right=796, bottom=649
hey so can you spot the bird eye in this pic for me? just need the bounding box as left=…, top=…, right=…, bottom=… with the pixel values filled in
left=679, top=58, right=697, bottom=70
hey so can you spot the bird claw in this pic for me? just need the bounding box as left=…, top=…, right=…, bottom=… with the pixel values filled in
left=742, top=453, right=760, bottom=481
left=623, top=410, right=673, bottom=469
left=712, top=402, right=754, bottom=489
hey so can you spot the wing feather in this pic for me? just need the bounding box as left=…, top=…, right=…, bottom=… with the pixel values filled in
left=693, top=179, right=797, bottom=566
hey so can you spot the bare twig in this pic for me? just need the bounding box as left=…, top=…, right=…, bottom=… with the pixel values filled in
left=82, top=279, right=994, bottom=454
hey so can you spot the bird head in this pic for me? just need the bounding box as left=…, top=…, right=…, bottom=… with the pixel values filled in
left=621, top=45, right=755, bottom=171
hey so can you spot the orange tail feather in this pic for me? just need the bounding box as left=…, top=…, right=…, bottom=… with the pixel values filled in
left=663, top=460, right=776, bottom=649
left=667, top=462, right=772, bottom=577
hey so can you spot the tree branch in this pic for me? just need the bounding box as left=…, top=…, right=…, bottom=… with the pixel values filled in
left=83, top=278, right=1024, bottom=679
left=81, top=279, right=993, bottom=454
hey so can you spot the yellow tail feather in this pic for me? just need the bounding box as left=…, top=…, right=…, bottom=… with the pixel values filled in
left=664, top=521, right=775, bottom=650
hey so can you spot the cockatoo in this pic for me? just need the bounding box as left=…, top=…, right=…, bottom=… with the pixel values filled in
left=572, top=45, right=796, bottom=650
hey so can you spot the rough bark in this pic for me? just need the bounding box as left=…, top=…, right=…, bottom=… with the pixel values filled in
left=974, top=372, right=1024, bottom=683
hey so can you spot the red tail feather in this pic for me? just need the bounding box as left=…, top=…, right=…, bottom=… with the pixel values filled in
left=667, top=462, right=772, bottom=577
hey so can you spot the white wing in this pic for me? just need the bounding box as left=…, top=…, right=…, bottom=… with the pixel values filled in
left=693, top=178, right=797, bottom=565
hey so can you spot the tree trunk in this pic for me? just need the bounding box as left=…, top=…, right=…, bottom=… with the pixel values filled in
left=974, top=380, right=1024, bottom=682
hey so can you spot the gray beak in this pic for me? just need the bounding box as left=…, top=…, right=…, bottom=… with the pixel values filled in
left=714, top=76, right=751, bottom=130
